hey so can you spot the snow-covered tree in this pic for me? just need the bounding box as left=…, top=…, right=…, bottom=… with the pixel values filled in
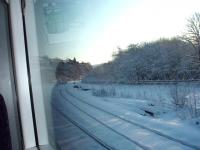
left=182, top=13, right=200, bottom=60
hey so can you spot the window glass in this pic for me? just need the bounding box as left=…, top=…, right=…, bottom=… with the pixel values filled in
left=29, top=0, right=200, bottom=149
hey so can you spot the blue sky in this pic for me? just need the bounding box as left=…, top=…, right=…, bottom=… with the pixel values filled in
left=39, top=0, right=200, bottom=65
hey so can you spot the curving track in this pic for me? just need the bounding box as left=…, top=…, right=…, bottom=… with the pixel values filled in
left=53, top=107, right=115, bottom=150
left=58, top=85, right=200, bottom=150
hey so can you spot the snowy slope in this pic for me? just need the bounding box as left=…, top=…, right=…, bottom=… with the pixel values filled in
left=50, top=83, right=200, bottom=149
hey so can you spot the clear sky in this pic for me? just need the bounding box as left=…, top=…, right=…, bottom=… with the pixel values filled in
left=40, top=0, right=200, bottom=65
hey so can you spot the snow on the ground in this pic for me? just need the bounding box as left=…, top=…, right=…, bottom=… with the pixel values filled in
left=52, top=84, right=143, bottom=150
left=52, top=108, right=107, bottom=150
left=64, top=82, right=200, bottom=149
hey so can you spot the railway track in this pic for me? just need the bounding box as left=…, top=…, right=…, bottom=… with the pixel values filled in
left=58, top=90, right=150, bottom=150
left=53, top=106, right=115, bottom=150
left=129, top=79, right=200, bottom=84
left=84, top=79, right=200, bottom=85
left=61, top=87, right=200, bottom=150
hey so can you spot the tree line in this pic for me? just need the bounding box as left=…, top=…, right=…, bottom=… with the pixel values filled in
left=40, top=56, right=92, bottom=83
left=57, top=58, right=92, bottom=82
left=83, top=13, right=200, bottom=84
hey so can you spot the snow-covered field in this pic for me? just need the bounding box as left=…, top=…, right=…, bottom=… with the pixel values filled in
left=81, top=82, right=200, bottom=119
left=49, top=82, right=200, bottom=150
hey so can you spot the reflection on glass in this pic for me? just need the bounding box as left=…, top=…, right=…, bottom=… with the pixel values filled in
left=33, top=0, right=200, bottom=149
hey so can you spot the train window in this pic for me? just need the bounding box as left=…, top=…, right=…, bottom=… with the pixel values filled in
left=24, top=0, right=200, bottom=149
left=0, top=1, right=22, bottom=150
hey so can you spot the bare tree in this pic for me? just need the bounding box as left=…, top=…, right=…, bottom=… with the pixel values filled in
left=182, top=13, right=200, bottom=60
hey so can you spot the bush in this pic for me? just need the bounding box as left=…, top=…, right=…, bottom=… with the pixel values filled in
left=170, top=85, right=188, bottom=110
left=92, top=87, right=116, bottom=97
left=170, top=85, right=200, bottom=119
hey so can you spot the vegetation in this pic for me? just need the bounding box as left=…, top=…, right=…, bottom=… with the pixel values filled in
left=182, top=13, right=200, bottom=60
left=40, top=56, right=92, bottom=83
left=83, top=38, right=200, bottom=83
left=170, top=85, right=200, bottom=119
left=40, top=13, right=200, bottom=84
left=83, top=13, right=200, bottom=84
